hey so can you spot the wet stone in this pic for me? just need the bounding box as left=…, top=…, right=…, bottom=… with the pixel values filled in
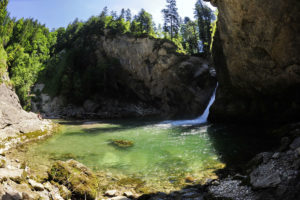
left=105, top=189, right=118, bottom=197
left=272, top=152, right=280, bottom=159
left=290, top=137, right=300, bottom=149
left=123, top=191, right=134, bottom=198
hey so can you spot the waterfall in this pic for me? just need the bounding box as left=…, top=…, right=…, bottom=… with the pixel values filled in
left=159, top=84, right=218, bottom=127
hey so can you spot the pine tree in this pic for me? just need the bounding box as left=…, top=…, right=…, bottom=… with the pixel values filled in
left=161, top=0, right=180, bottom=39
left=135, top=9, right=154, bottom=35
left=119, top=8, right=125, bottom=20
left=100, top=6, right=108, bottom=18
left=125, top=9, right=132, bottom=22
left=110, top=11, right=118, bottom=20
left=181, top=17, right=199, bottom=54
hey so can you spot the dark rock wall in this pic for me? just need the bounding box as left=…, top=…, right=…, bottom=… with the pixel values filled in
left=36, top=35, right=217, bottom=118
left=98, top=35, right=217, bottom=116
left=207, top=0, right=300, bottom=122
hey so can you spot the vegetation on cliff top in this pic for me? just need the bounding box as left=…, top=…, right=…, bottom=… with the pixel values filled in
left=0, top=0, right=216, bottom=110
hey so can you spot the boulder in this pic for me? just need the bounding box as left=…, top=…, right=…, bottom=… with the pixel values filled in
left=0, top=168, right=24, bottom=182
left=250, top=170, right=281, bottom=189
left=48, top=159, right=98, bottom=200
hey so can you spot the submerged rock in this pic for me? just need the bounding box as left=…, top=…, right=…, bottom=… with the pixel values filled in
left=111, top=139, right=134, bottom=148
left=48, top=159, right=99, bottom=200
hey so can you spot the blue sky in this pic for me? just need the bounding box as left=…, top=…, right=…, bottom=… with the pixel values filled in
left=8, top=0, right=215, bottom=30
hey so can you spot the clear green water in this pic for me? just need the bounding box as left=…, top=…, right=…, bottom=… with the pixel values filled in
left=21, top=118, right=278, bottom=191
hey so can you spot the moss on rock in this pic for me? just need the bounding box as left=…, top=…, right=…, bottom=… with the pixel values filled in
left=110, top=139, right=134, bottom=148
left=48, top=159, right=99, bottom=200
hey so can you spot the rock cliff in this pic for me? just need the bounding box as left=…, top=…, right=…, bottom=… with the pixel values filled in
left=0, top=60, right=52, bottom=152
left=35, top=34, right=216, bottom=118
left=207, top=0, right=300, bottom=122
left=98, top=34, right=216, bottom=116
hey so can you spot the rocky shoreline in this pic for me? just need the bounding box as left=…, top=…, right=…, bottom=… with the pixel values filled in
left=138, top=122, right=300, bottom=200
left=1, top=121, right=299, bottom=200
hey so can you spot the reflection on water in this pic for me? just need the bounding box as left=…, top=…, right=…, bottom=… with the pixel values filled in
left=21, top=118, right=278, bottom=191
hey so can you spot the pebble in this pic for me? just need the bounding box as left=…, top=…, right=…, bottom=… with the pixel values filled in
left=123, top=191, right=134, bottom=198
left=108, top=196, right=130, bottom=200
left=105, top=189, right=117, bottom=197
left=272, top=152, right=280, bottom=159
left=185, top=176, right=195, bottom=183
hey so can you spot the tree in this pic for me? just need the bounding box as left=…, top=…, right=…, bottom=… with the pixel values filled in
left=134, top=9, right=154, bottom=35
left=110, top=11, right=118, bottom=20
left=0, top=0, right=13, bottom=46
left=161, top=0, right=180, bottom=39
left=194, top=0, right=214, bottom=54
left=125, top=9, right=132, bottom=22
left=119, top=8, right=125, bottom=20
left=100, top=6, right=108, bottom=18
left=5, top=18, right=55, bottom=109
left=181, top=17, right=199, bottom=54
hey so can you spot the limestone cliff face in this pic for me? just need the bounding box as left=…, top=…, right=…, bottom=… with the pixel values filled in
left=0, top=83, right=52, bottom=139
left=36, top=35, right=216, bottom=118
left=0, top=67, right=52, bottom=149
left=98, top=34, right=216, bottom=116
left=207, top=0, right=300, bottom=122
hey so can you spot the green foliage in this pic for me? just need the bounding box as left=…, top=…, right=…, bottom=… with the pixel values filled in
left=133, top=9, right=155, bottom=35
left=210, top=10, right=218, bottom=52
left=40, top=8, right=183, bottom=105
left=181, top=17, right=199, bottom=54
left=5, top=17, right=55, bottom=110
left=1, top=0, right=216, bottom=111
left=0, top=0, right=14, bottom=46
left=0, top=44, right=7, bottom=82
left=194, top=0, right=215, bottom=55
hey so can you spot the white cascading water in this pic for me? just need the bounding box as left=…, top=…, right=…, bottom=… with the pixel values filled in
left=159, top=83, right=218, bottom=127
